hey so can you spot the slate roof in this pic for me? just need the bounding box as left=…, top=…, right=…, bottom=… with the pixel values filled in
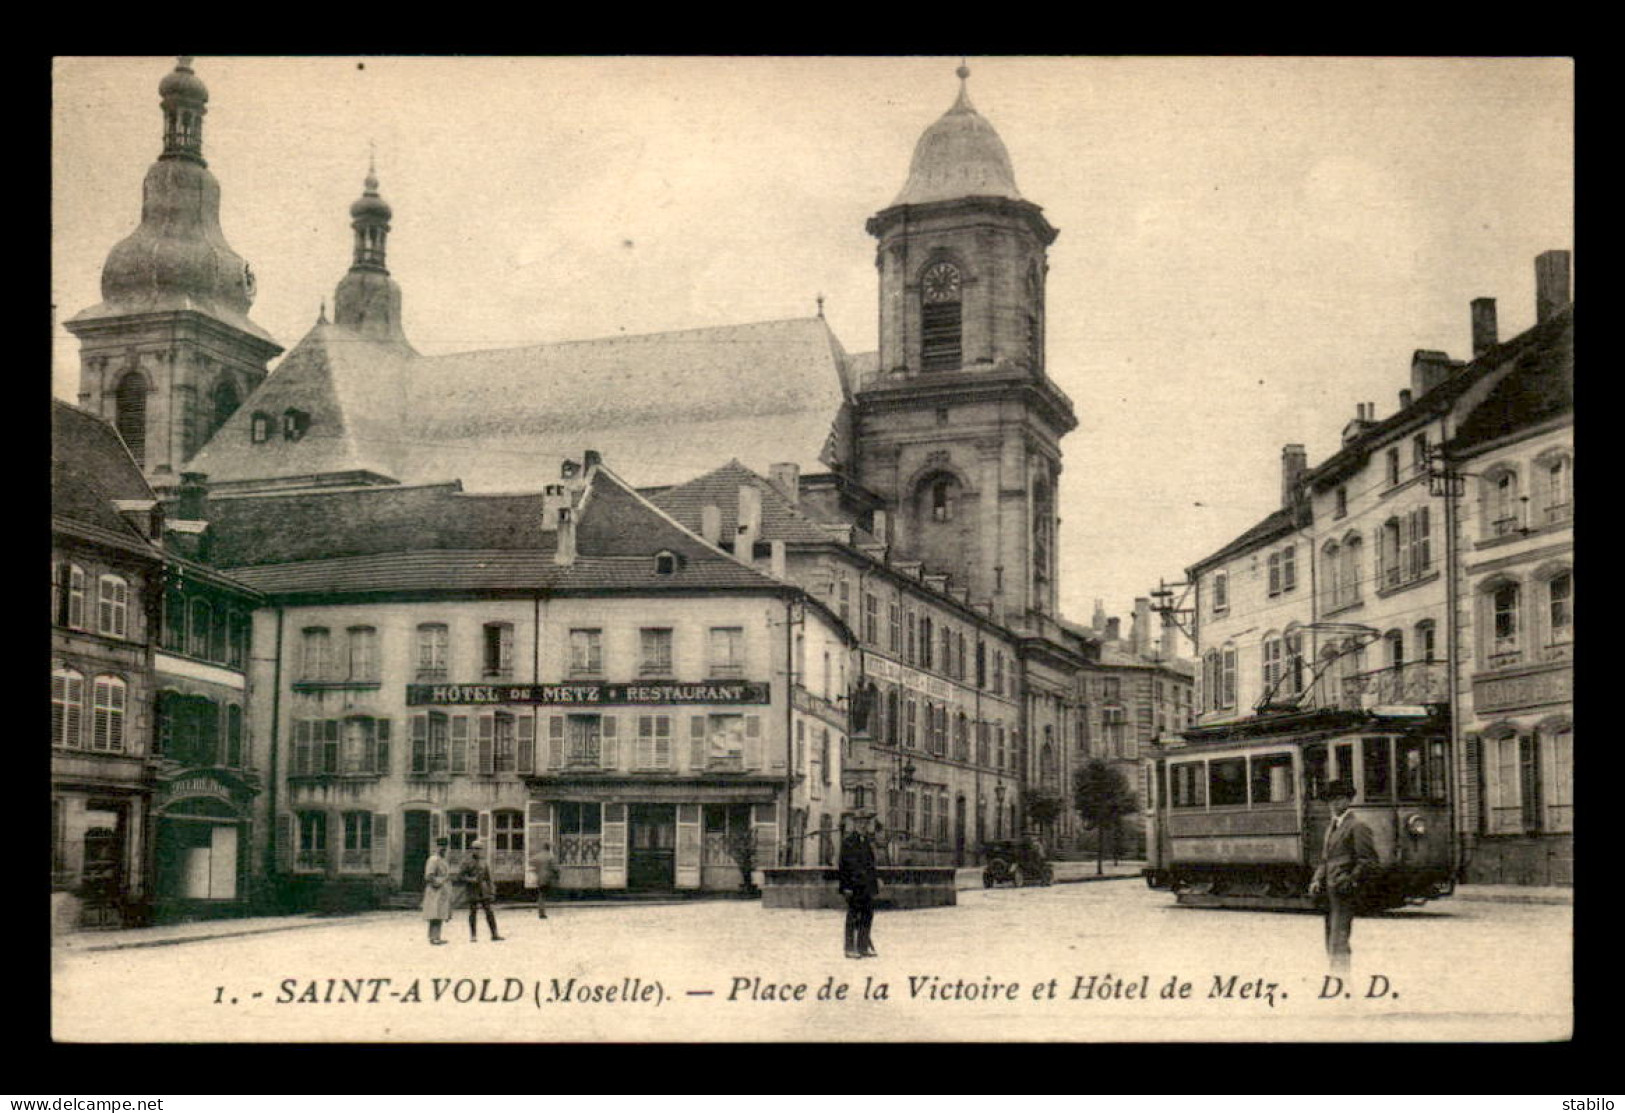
left=51, top=400, right=162, bottom=551
left=1185, top=502, right=1309, bottom=577
left=1449, top=307, right=1574, bottom=455
left=190, top=315, right=852, bottom=494
left=649, top=459, right=847, bottom=546
left=210, top=466, right=789, bottom=598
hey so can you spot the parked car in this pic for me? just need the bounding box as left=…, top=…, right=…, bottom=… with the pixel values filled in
left=982, top=838, right=1054, bottom=888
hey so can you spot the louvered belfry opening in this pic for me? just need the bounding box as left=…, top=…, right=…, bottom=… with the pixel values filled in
left=920, top=298, right=962, bottom=372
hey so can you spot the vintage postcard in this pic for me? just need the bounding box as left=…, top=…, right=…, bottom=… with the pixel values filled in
left=50, top=55, right=1573, bottom=1043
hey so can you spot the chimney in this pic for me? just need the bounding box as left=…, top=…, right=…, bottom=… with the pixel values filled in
left=737, top=484, right=762, bottom=558
left=871, top=509, right=889, bottom=545
left=768, top=462, right=800, bottom=507
left=1105, top=616, right=1121, bottom=642
left=1471, top=297, right=1498, bottom=358
left=700, top=504, right=722, bottom=546
left=177, top=472, right=209, bottom=522
left=769, top=539, right=787, bottom=580
left=1535, top=249, right=1572, bottom=322
left=1398, top=388, right=1413, bottom=410
left=1411, top=350, right=1455, bottom=397
left=554, top=506, right=576, bottom=565
left=1132, top=596, right=1152, bottom=657
left=1160, top=614, right=1178, bottom=662
left=583, top=449, right=603, bottom=471
left=1281, top=444, right=1307, bottom=508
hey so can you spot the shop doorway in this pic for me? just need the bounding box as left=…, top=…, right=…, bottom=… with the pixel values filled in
left=402, top=810, right=431, bottom=892
left=627, top=804, right=676, bottom=890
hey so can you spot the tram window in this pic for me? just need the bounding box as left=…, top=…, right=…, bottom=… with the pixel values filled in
left=1396, top=738, right=1449, bottom=802
left=1362, top=737, right=1393, bottom=800
left=1170, top=763, right=1205, bottom=808
left=1250, top=752, right=1295, bottom=804
left=1332, top=742, right=1354, bottom=788
left=1209, top=757, right=1247, bottom=807
left=1303, top=744, right=1329, bottom=800
left=1428, top=741, right=1448, bottom=802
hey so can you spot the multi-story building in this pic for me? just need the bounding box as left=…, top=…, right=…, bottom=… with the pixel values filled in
left=1443, top=259, right=1573, bottom=885
left=651, top=459, right=1028, bottom=865
left=1180, top=252, right=1573, bottom=886
left=205, top=458, right=849, bottom=901
left=52, top=400, right=166, bottom=926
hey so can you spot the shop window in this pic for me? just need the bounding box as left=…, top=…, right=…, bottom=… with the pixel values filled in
left=341, top=812, right=373, bottom=871
left=296, top=811, right=328, bottom=871
left=446, top=810, right=478, bottom=853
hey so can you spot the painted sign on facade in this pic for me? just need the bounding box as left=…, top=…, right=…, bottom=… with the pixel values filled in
left=407, top=681, right=771, bottom=706
left=1473, top=664, right=1572, bottom=714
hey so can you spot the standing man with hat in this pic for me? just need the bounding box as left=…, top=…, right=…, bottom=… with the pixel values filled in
left=837, top=814, right=881, bottom=959
left=528, top=840, right=558, bottom=919
left=458, top=839, right=505, bottom=942
left=422, top=836, right=453, bottom=945
left=1309, top=779, right=1379, bottom=971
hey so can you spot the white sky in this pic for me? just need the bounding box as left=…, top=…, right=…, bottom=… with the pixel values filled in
left=50, top=55, right=1573, bottom=630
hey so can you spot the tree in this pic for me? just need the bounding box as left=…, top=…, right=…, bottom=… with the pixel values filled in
left=1073, top=759, right=1139, bottom=876
left=1021, top=788, right=1065, bottom=843
left=726, top=828, right=759, bottom=896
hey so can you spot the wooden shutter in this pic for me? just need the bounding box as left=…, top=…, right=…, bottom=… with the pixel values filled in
left=638, top=715, right=654, bottom=770
left=1462, top=733, right=1482, bottom=838
left=410, top=715, right=427, bottom=774
left=744, top=715, right=763, bottom=770
left=601, top=715, right=618, bottom=770
left=548, top=715, right=564, bottom=769
left=372, top=812, right=390, bottom=873
left=517, top=715, right=535, bottom=773
left=600, top=803, right=628, bottom=888
left=375, top=719, right=391, bottom=774
left=525, top=801, right=551, bottom=887
left=676, top=803, right=702, bottom=889
left=655, top=716, right=672, bottom=768
left=323, top=719, right=341, bottom=773
left=451, top=715, right=469, bottom=773
left=431, top=810, right=444, bottom=841
left=690, top=715, right=707, bottom=769
left=478, top=810, right=492, bottom=842
left=275, top=813, right=293, bottom=872
left=478, top=714, right=495, bottom=774
left=752, top=803, right=779, bottom=870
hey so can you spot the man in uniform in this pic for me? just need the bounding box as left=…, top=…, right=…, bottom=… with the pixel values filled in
left=1309, top=779, right=1379, bottom=971
left=837, top=814, right=881, bottom=959
left=422, top=836, right=453, bottom=945
left=458, top=839, right=505, bottom=942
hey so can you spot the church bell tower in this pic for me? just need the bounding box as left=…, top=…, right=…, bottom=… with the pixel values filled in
left=65, top=57, right=283, bottom=489
left=854, top=65, right=1076, bottom=622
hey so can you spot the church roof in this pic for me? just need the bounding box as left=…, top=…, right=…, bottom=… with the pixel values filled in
left=1448, top=306, right=1574, bottom=456
left=891, top=71, right=1023, bottom=207
left=191, top=315, right=851, bottom=493
left=649, top=459, right=850, bottom=546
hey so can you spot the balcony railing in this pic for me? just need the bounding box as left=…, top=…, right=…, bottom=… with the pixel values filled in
left=1540, top=640, right=1573, bottom=663
left=1544, top=503, right=1573, bottom=526
left=1307, top=661, right=1448, bottom=711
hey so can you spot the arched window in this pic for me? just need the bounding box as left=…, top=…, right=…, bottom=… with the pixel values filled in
left=1414, top=619, right=1437, bottom=663
left=1486, top=579, right=1523, bottom=666
left=162, top=587, right=185, bottom=652
left=1341, top=533, right=1363, bottom=607
left=1484, top=465, right=1521, bottom=537
left=211, top=377, right=239, bottom=438
left=1321, top=541, right=1341, bottom=611
left=1536, top=450, right=1573, bottom=526
left=55, top=563, right=87, bottom=629
left=97, top=575, right=129, bottom=639
left=1384, top=629, right=1405, bottom=671
left=919, top=260, right=963, bottom=372
left=115, top=373, right=148, bottom=465
left=1282, top=626, right=1305, bottom=697
left=52, top=666, right=85, bottom=748
left=1380, top=518, right=1403, bottom=588
left=91, top=675, right=127, bottom=753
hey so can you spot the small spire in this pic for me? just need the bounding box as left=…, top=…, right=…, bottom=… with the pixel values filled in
left=365, top=139, right=378, bottom=193
left=318, top=298, right=328, bottom=324
left=951, top=59, right=974, bottom=113
left=816, top=292, right=825, bottom=318
left=177, top=55, right=195, bottom=71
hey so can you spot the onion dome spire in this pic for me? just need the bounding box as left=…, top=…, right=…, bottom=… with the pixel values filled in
left=158, top=55, right=209, bottom=165
left=890, top=60, right=1023, bottom=207
left=333, top=154, right=412, bottom=348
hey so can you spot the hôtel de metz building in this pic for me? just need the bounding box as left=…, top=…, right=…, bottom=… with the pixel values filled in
left=57, top=57, right=1099, bottom=913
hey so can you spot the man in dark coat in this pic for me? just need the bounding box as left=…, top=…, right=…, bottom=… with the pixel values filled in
left=837, top=817, right=881, bottom=959
left=1309, top=779, right=1379, bottom=971
left=457, top=839, right=504, bottom=942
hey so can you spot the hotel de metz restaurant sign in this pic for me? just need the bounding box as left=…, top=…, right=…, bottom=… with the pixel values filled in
left=407, top=681, right=772, bottom=707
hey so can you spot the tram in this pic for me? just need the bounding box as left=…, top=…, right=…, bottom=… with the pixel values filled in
left=1143, top=714, right=1456, bottom=911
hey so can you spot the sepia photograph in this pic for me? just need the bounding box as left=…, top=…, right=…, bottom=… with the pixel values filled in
left=49, top=55, right=1573, bottom=1044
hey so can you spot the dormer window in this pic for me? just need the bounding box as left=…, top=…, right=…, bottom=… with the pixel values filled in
left=655, top=551, right=680, bottom=575
left=283, top=409, right=310, bottom=442
left=251, top=412, right=272, bottom=444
